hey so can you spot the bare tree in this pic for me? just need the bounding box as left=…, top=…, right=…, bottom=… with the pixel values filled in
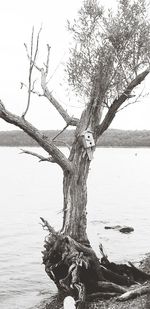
left=0, top=0, right=150, bottom=306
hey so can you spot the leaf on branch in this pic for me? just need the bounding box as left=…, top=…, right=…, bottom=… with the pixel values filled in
left=66, top=0, right=150, bottom=130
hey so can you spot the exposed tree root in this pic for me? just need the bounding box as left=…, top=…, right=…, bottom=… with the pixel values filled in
left=97, top=281, right=127, bottom=294
left=87, top=292, right=119, bottom=301
left=40, top=218, right=150, bottom=307
left=117, top=285, right=150, bottom=301
left=128, top=261, right=150, bottom=280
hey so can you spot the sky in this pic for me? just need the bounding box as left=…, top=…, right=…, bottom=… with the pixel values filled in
left=0, top=0, right=150, bottom=131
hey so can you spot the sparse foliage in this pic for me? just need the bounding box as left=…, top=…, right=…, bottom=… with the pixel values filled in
left=67, top=0, right=150, bottom=106
left=0, top=1, right=150, bottom=306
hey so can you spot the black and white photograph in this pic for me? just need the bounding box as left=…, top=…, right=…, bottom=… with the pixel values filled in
left=0, top=0, right=150, bottom=308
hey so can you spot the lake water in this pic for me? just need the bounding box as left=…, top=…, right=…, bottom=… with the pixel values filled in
left=0, top=147, right=150, bottom=309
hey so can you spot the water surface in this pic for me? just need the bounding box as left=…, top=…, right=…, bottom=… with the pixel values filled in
left=0, top=147, right=150, bottom=308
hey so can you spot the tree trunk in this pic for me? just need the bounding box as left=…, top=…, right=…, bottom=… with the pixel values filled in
left=61, top=139, right=91, bottom=246
left=41, top=135, right=150, bottom=306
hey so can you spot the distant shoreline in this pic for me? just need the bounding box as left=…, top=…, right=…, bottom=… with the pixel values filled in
left=0, top=129, right=150, bottom=147
left=1, top=145, right=150, bottom=149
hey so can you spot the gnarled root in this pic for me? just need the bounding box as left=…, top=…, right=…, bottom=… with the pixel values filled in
left=40, top=217, right=150, bottom=306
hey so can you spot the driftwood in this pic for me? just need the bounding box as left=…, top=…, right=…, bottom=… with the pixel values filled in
left=104, top=225, right=134, bottom=234
left=40, top=218, right=150, bottom=307
left=117, top=285, right=150, bottom=301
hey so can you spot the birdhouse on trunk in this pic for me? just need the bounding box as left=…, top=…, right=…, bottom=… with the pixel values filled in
left=81, top=128, right=95, bottom=160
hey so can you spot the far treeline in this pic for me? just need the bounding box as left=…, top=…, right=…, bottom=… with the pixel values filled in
left=0, top=129, right=150, bottom=147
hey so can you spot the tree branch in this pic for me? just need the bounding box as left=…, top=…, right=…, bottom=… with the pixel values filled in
left=20, top=82, right=44, bottom=97
left=52, top=123, right=70, bottom=141
left=24, top=33, right=79, bottom=127
left=96, top=68, right=150, bottom=138
left=45, top=44, right=51, bottom=75
left=0, top=101, right=73, bottom=172
left=20, top=149, right=56, bottom=163
left=40, top=68, right=79, bottom=126
left=22, top=27, right=42, bottom=118
left=40, top=217, right=57, bottom=235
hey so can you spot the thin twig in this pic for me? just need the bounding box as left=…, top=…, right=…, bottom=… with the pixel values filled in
left=22, top=28, right=34, bottom=118
left=23, top=28, right=78, bottom=127
left=24, top=43, right=30, bottom=60
left=40, top=217, right=57, bottom=234
left=20, top=82, right=43, bottom=97
left=31, top=89, right=44, bottom=97
left=22, top=27, right=42, bottom=118
left=46, top=51, right=66, bottom=84
left=32, top=26, right=42, bottom=66
left=117, top=99, right=139, bottom=112
left=52, top=123, right=70, bottom=141
left=45, top=44, right=51, bottom=75
left=20, top=149, right=55, bottom=163
left=31, top=79, right=37, bottom=92
left=117, top=87, right=145, bottom=113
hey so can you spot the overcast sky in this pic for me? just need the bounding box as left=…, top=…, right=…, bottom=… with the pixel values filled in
left=0, top=0, right=149, bottom=131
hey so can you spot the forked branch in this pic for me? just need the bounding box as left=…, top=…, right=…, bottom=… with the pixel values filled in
left=0, top=101, right=73, bottom=172
left=96, top=68, right=150, bottom=138
left=40, top=67, right=79, bottom=126
left=24, top=29, right=79, bottom=127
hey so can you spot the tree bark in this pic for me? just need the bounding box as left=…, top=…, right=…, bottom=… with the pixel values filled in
left=62, top=138, right=91, bottom=245
left=41, top=218, right=150, bottom=307
left=117, top=285, right=150, bottom=301
left=0, top=101, right=73, bottom=172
